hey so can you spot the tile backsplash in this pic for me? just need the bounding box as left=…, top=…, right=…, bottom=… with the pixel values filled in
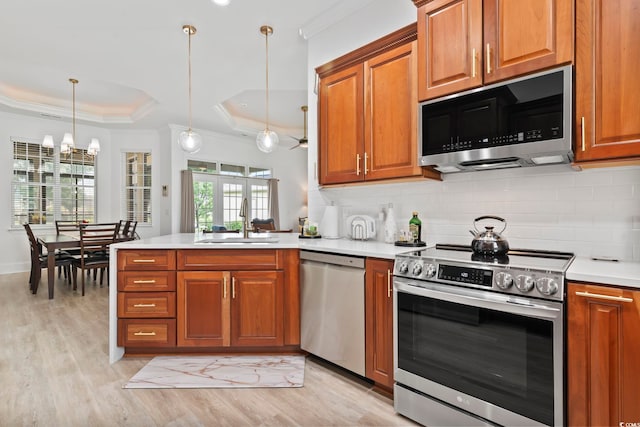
left=309, top=164, right=640, bottom=262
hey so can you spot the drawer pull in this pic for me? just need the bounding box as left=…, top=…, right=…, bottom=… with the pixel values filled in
left=133, top=279, right=157, bottom=284
left=133, top=331, right=157, bottom=336
left=575, top=291, right=633, bottom=303
left=471, top=48, right=476, bottom=78
left=356, top=154, right=361, bottom=176
left=387, top=269, right=392, bottom=298
left=133, top=303, right=157, bottom=308
left=486, top=43, right=491, bottom=74
left=133, top=259, right=157, bottom=263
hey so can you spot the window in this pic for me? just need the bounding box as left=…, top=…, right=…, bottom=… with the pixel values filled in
left=188, top=160, right=272, bottom=231
left=123, top=152, right=152, bottom=224
left=12, top=140, right=95, bottom=227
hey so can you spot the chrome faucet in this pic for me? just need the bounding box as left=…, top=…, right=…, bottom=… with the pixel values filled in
left=239, top=197, right=250, bottom=238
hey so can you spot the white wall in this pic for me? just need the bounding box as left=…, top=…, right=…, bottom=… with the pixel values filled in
left=2, top=112, right=307, bottom=274
left=306, top=0, right=640, bottom=262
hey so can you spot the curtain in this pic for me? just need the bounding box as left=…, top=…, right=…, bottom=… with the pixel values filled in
left=268, top=178, right=280, bottom=229
left=180, top=170, right=195, bottom=233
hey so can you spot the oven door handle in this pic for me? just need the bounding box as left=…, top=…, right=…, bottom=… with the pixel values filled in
left=394, top=280, right=562, bottom=320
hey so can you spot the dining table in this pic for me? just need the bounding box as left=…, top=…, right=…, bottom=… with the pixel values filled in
left=36, top=233, right=81, bottom=299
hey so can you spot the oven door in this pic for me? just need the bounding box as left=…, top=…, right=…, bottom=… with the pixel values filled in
left=394, top=277, right=563, bottom=427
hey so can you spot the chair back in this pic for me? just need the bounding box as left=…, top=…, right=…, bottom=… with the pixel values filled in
left=79, top=223, right=119, bottom=261
left=251, top=218, right=276, bottom=231
left=127, top=221, right=138, bottom=240
left=23, top=223, right=43, bottom=259
left=119, top=220, right=131, bottom=236
left=55, top=220, right=80, bottom=235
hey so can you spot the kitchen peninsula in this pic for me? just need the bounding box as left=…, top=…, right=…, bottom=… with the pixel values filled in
left=108, top=232, right=409, bottom=363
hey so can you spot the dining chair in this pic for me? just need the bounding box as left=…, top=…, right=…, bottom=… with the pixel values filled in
left=127, top=221, right=138, bottom=240
left=23, top=223, right=75, bottom=294
left=71, top=222, right=119, bottom=296
left=251, top=218, right=276, bottom=232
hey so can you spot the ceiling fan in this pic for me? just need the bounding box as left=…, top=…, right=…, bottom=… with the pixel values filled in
left=289, top=105, right=308, bottom=149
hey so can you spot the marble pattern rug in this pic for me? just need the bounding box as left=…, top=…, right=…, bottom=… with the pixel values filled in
left=123, top=355, right=305, bottom=389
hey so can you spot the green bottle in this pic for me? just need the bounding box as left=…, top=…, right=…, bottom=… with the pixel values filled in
left=409, top=211, right=422, bottom=243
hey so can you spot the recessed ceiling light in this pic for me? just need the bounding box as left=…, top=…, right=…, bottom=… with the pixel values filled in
left=212, top=0, right=230, bottom=6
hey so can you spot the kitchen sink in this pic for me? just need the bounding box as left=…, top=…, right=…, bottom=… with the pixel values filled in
left=196, top=236, right=279, bottom=244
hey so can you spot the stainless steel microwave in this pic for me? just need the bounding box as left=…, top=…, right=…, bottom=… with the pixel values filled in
left=419, top=65, right=573, bottom=173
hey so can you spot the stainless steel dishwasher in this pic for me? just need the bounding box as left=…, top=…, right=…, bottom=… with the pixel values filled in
left=300, top=250, right=366, bottom=376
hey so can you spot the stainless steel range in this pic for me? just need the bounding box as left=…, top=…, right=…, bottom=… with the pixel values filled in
left=393, top=244, right=574, bottom=427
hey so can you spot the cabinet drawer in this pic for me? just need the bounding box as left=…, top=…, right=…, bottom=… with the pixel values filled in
left=117, top=271, right=176, bottom=292
left=177, top=249, right=281, bottom=270
left=117, top=250, right=176, bottom=271
left=118, top=292, right=176, bottom=318
left=118, top=319, right=176, bottom=347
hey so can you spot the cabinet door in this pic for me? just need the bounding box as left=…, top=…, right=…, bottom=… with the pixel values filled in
left=418, top=0, right=483, bottom=100
left=483, top=0, right=573, bottom=84
left=567, top=283, right=640, bottom=426
left=574, top=0, right=640, bottom=163
left=230, top=271, right=284, bottom=347
left=365, top=258, right=394, bottom=389
left=318, top=64, right=365, bottom=185
left=177, top=271, right=230, bottom=347
left=365, top=41, right=421, bottom=181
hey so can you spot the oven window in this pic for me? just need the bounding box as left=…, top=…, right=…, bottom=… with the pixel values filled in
left=397, top=291, right=554, bottom=426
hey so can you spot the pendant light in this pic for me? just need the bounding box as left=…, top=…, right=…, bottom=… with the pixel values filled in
left=256, top=25, right=279, bottom=153
left=42, top=78, right=100, bottom=156
left=178, top=24, right=202, bottom=154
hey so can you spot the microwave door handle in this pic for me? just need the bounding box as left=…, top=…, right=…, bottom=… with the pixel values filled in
left=394, top=280, right=561, bottom=320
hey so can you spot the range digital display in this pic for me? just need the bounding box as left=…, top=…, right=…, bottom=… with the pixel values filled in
left=438, top=264, right=493, bottom=287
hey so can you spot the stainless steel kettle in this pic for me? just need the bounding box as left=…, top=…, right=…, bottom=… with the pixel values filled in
left=469, top=215, right=510, bottom=256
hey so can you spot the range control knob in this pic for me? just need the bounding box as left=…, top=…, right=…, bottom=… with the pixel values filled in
left=515, top=275, right=534, bottom=292
left=424, top=263, right=437, bottom=278
left=495, top=272, right=514, bottom=289
left=396, top=261, right=409, bottom=275
left=536, top=278, right=559, bottom=296
left=411, top=262, right=423, bottom=277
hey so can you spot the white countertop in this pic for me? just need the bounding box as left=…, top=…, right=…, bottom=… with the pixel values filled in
left=111, top=232, right=414, bottom=260
left=567, top=256, right=640, bottom=289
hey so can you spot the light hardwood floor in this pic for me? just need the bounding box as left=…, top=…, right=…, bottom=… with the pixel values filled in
left=0, top=272, right=417, bottom=427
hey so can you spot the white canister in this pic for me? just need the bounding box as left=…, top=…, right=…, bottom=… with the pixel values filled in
left=383, top=203, right=397, bottom=243
left=320, top=204, right=340, bottom=239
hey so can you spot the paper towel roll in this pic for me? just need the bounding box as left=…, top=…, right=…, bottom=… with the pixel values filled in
left=320, top=205, right=340, bottom=239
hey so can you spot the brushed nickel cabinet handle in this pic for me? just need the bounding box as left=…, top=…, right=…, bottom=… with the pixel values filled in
left=356, top=154, right=361, bottom=176
left=364, top=152, right=369, bottom=175
left=133, top=259, right=156, bottom=263
left=133, top=303, right=156, bottom=308
left=133, top=279, right=156, bottom=284
left=581, top=116, right=586, bottom=151
left=387, top=269, right=392, bottom=298
left=133, top=331, right=157, bottom=336
left=575, top=291, right=633, bottom=303
left=486, top=43, right=491, bottom=74
left=472, top=48, right=477, bottom=78
left=223, top=277, right=228, bottom=299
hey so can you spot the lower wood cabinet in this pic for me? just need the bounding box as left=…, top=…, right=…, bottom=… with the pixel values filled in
left=365, top=258, right=394, bottom=390
left=177, top=270, right=284, bottom=347
left=567, top=282, right=640, bottom=426
left=117, top=248, right=300, bottom=354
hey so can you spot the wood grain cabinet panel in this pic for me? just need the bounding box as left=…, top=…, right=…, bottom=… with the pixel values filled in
left=416, top=0, right=572, bottom=100
left=118, top=319, right=176, bottom=347
left=177, top=249, right=280, bottom=271
left=230, top=271, right=284, bottom=347
left=567, top=282, right=640, bottom=426
left=177, top=271, right=230, bottom=347
left=365, top=258, right=394, bottom=390
left=117, top=250, right=176, bottom=271
left=118, top=292, right=176, bottom=318
left=117, top=271, right=176, bottom=292
left=574, top=0, right=640, bottom=164
left=317, top=24, right=426, bottom=185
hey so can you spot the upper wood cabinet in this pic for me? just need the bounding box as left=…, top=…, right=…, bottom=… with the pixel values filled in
left=574, top=0, right=640, bottom=165
left=317, top=24, right=424, bottom=185
left=567, top=282, right=640, bottom=426
left=416, top=0, right=573, bottom=100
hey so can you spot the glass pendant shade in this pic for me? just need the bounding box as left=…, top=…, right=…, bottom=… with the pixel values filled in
left=179, top=130, right=202, bottom=154
left=42, top=135, right=54, bottom=148
left=256, top=129, right=279, bottom=153
left=88, top=138, right=101, bottom=155
left=61, top=132, right=74, bottom=147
